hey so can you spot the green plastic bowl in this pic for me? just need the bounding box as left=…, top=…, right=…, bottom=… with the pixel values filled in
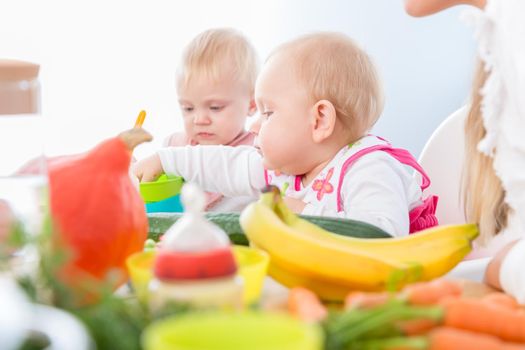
left=140, top=175, right=184, bottom=203
left=142, top=312, right=323, bottom=350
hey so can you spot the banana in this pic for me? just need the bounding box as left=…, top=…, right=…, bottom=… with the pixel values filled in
left=240, top=187, right=479, bottom=301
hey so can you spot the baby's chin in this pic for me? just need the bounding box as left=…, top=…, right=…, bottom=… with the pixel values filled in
left=262, top=160, right=284, bottom=174
left=193, top=137, right=222, bottom=146
left=196, top=140, right=219, bottom=146
left=193, top=132, right=221, bottom=145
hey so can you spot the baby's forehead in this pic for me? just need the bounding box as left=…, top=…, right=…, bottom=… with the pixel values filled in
left=178, top=70, right=251, bottom=93
left=257, top=54, right=301, bottom=90
left=265, top=50, right=296, bottom=69
left=179, top=56, right=251, bottom=84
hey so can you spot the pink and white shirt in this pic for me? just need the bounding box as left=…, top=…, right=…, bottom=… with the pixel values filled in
left=266, top=135, right=437, bottom=235
left=158, top=135, right=436, bottom=236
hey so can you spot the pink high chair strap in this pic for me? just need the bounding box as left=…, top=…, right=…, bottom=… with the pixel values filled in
left=409, top=195, right=438, bottom=234
left=336, top=144, right=431, bottom=212
left=336, top=143, right=438, bottom=233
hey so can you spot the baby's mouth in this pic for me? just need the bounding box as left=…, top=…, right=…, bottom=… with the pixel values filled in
left=196, top=132, right=214, bottom=138
left=253, top=143, right=263, bottom=155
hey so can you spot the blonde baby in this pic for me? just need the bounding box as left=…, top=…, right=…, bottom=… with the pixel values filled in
left=135, top=32, right=437, bottom=237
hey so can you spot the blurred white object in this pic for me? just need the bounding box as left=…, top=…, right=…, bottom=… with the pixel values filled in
left=418, top=106, right=468, bottom=226
left=162, top=183, right=230, bottom=251
left=0, top=276, right=32, bottom=350
left=32, top=304, right=94, bottom=350
left=0, top=59, right=45, bottom=175
left=0, top=60, right=48, bottom=245
left=0, top=275, right=93, bottom=350
left=445, top=256, right=491, bottom=283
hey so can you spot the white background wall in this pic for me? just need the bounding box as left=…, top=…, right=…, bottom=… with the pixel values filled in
left=1, top=0, right=477, bottom=160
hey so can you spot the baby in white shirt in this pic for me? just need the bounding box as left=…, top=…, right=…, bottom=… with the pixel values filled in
left=134, top=32, right=437, bottom=237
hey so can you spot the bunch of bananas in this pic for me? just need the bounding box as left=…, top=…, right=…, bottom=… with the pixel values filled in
left=240, top=187, right=479, bottom=301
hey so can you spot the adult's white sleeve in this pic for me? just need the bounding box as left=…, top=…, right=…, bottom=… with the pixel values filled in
left=499, top=239, right=525, bottom=304
left=157, top=145, right=266, bottom=198
left=301, top=153, right=417, bottom=237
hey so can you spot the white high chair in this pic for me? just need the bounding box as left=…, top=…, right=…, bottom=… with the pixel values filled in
left=418, top=105, right=491, bottom=282
left=418, top=105, right=468, bottom=226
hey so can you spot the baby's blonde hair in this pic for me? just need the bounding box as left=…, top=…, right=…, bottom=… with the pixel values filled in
left=177, top=28, right=258, bottom=94
left=462, top=60, right=510, bottom=244
left=272, top=32, right=384, bottom=142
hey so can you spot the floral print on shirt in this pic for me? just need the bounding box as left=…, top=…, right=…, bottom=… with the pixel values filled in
left=312, top=167, right=334, bottom=201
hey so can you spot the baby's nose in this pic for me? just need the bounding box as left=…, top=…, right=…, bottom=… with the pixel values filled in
left=193, top=112, right=211, bottom=124
left=249, top=115, right=263, bottom=134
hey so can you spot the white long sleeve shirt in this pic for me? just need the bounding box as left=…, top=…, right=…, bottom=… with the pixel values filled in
left=464, top=0, right=525, bottom=300
left=500, top=239, right=525, bottom=304
left=465, top=0, right=525, bottom=242
left=157, top=135, right=424, bottom=237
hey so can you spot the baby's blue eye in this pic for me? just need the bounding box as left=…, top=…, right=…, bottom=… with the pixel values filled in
left=182, top=107, right=194, bottom=112
left=210, top=106, right=224, bottom=111
left=263, top=111, right=273, bottom=118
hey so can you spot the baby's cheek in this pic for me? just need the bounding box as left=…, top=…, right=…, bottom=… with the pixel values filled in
left=258, top=133, right=271, bottom=153
left=260, top=143, right=280, bottom=168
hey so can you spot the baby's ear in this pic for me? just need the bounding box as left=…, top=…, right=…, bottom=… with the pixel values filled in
left=247, top=98, right=257, bottom=116
left=311, top=100, right=337, bottom=143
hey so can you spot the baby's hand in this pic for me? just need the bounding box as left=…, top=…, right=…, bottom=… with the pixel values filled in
left=132, top=154, right=164, bottom=183
left=283, top=197, right=307, bottom=213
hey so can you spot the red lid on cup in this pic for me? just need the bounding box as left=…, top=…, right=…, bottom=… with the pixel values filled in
left=154, top=247, right=237, bottom=280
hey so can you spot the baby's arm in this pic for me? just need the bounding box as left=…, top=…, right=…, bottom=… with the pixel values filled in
left=157, top=145, right=266, bottom=197
left=302, top=153, right=415, bottom=237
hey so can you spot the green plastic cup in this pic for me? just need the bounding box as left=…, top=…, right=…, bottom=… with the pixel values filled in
left=140, top=175, right=184, bottom=203
left=142, top=312, right=323, bottom=350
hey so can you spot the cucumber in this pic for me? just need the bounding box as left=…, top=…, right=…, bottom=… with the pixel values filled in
left=303, top=215, right=391, bottom=239
left=148, top=212, right=390, bottom=245
left=148, top=213, right=249, bottom=245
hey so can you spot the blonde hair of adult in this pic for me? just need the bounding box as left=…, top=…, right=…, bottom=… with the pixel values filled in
left=270, top=32, right=384, bottom=143
left=177, top=28, right=258, bottom=94
left=462, top=61, right=510, bottom=244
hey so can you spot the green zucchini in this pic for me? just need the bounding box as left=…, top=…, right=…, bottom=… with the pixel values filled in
left=303, top=215, right=391, bottom=239
left=148, top=212, right=390, bottom=245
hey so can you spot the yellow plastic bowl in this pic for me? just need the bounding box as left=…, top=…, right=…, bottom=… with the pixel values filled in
left=126, top=250, right=156, bottom=302
left=126, top=246, right=269, bottom=306
left=232, top=245, right=269, bottom=305
left=142, top=312, right=323, bottom=350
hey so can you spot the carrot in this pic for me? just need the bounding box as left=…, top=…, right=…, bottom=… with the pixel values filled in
left=288, top=287, right=327, bottom=322
left=345, top=291, right=392, bottom=310
left=350, top=328, right=525, bottom=350
left=482, top=293, right=521, bottom=310
left=442, top=298, right=525, bottom=343
left=397, top=318, right=438, bottom=336
left=429, top=327, right=525, bottom=350
left=342, top=280, right=462, bottom=311
left=402, top=279, right=462, bottom=305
